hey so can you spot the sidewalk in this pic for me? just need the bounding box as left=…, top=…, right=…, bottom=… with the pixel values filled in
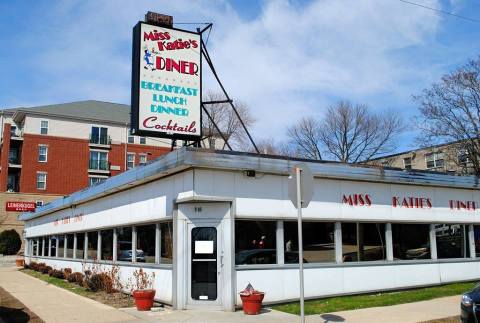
left=0, top=266, right=463, bottom=322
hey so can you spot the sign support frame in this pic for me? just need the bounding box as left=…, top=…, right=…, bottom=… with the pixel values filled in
left=295, top=166, right=305, bottom=323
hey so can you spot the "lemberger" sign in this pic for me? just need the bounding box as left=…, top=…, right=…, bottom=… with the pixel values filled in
left=131, top=21, right=201, bottom=140
left=6, top=201, right=36, bottom=212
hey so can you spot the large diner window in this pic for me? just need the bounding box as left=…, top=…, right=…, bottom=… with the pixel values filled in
left=33, top=239, right=38, bottom=256
left=136, top=224, right=155, bottom=263
left=42, top=237, right=49, bottom=256
left=235, top=220, right=277, bottom=265
left=87, top=231, right=98, bottom=260
left=436, top=224, right=469, bottom=259
left=101, top=230, right=113, bottom=261
left=66, top=234, right=74, bottom=258
left=50, top=236, right=57, bottom=257
left=160, top=222, right=173, bottom=264
left=76, top=233, right=85, bottom=259
left=475, top=225, right=480, bottom=257
left=58, top=235, right=65, bottom=257
left=284, top=221, right=335, bottom=264
left=342, top=223, right=386, bottom=262
left=117, top=227, right=132, bottom=262
left=392, top=224, right=430, bottom=260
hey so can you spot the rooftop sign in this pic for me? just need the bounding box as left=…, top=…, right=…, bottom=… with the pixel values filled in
left=131, top=21, right=202, bottom=140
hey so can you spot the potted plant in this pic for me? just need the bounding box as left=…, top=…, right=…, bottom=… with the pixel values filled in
left=239, top=283, right=265, bottom=315
left=128, top=268, right=156, bottom=311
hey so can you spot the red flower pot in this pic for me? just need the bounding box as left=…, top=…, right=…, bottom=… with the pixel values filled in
left=132, top=289, right=156, bottom=311
left=240, top=292, right=265, bottom=315
left=15, top=258, right=24, bottom=267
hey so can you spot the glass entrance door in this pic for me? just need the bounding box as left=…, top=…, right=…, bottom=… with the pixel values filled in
left=191, top=227, right=217, bottom=301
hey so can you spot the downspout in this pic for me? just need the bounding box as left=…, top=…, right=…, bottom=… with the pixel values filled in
left=125, top=122, right=128, bottom=171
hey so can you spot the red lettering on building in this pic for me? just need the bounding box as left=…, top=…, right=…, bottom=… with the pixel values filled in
left=392, top=196, right=432, bottom=209
left=449, top=200, right=476, bottom=211
left=342, top=194, right=372, bottom=206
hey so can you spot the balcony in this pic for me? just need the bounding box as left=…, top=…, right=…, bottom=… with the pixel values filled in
left=88, top=160, right=110, bottom=173
left=89, top=134, right=111, bottom=147
left=8, top=156, right=21, bottom=168
left=10, top=129, right=23, bottom=140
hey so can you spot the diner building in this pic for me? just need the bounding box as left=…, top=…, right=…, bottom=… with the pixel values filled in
left=20, top=148, right=480, bottom=311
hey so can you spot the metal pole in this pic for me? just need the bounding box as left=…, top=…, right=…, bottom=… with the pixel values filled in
left=296, top=167, right=305, bottom=323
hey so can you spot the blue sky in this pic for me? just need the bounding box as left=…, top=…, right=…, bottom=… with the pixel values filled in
left=1, top=0, right=479, bottom=153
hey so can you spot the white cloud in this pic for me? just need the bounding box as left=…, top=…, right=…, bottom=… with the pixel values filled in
left=18, top=0, right=447, bottom=142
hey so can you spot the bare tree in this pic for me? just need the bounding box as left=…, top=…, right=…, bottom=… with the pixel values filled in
left=287, top=101, right=403, bottom=162
left=201, top=91, right=255, bottom=150
left=414, top=56, right=480, bottom=175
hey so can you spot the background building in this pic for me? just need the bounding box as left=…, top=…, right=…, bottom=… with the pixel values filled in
left=0, top=100, right=195, bottom=247
left=366, top=140, right=476, bottom=175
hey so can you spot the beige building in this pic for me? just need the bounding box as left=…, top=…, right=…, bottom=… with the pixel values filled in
left=367, top=141, right=475, bottom=175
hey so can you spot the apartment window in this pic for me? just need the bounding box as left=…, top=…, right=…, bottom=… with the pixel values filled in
left=342, top=223, right=386, bottom=262
left=117, top=227, right=132, bottom=262
left=425, top=152, right=444, bottom=169
left=91, top=126, right=109, bottom=145
left=38, top=145, right=48, bottom=162
left=392, top=224, right=430, bottom=260
left=35, top=200, right=44, bottom=207
left=127, top=153, right=135, bottom=169
left=128, top=129, right=134, bottom=144
left=458, top=149, right=469, bottom=166
left=36, top=173, right=47, bottom=190
left=235, top=220, right=276, bottom=265
left=436, top=224, right=469, bottom=259
left=139, top=154, right=147, bottom=166
left=40, top=120, right=48, bottom=135
left=89, top=151, right=108, bottom=170
left=136, top=224, right=156, bottom=263
left=89, top=176, right=107, bottom=186
left=160, top=222, right=173, bottom=264
left=10, top=125, right=17, bottom=137
left=403, top=157, right=412, bottom=170
left=284, top=221, right=335, bottom=263
left=140, top=137, right=146, bottom=144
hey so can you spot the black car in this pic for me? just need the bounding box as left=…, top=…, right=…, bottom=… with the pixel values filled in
left=461, top=285, right=480, bottom=323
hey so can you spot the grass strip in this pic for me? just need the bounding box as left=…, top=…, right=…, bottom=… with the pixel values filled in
left=272, top=281, right=476, bottom=315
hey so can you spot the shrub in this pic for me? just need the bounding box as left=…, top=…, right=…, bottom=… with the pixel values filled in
left=28, top=261, right=38, bottom=271
left=87, top=273, right=113, bottom=292
left=50, top=269, right=65, bottom=279
left=63, top=268, right=73, bottom=280
left=37, top=263, right=47, bottom=273
left=0, top=229, right=21, bottom=255
left=42, top=266, right=52, bottom=275
left=67, top=272, right=84, bottom=284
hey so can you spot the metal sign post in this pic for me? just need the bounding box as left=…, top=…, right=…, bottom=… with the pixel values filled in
left=288, top=163, right=313, bottom=323
left=296, top=166, right=305, bottom=323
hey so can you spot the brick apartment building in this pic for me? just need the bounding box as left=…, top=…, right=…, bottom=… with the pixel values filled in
left=0, top=100, right=178, bottom=246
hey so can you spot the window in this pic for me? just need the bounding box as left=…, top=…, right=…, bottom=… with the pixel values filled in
left=117, top=227, right=132, bottom=262
left=90, top=126, right=109, bottom=145
left=127, top=153, right=135, bottom=169
left=36, top=173, right=47, bottom=190
left=436, top=224, right=469, bottom=259
left=50, top=236, right=57, bottom=257
left=458, top=149, right=469, bottom=166
left=66, top=234, right=74, bottom=258
left=128, top=129, right=134, bottom=143
left=160, top=222, right=173, bottom=264
left=40, top=120, right=48, bottom=134
left=403, top=157, right=412, bottom=170
left=35, top=200, right=44, bottom=207
left=100, top=229, right=113, bottom=261
left=58, top=235, right=65, bottom=257
left=475, top=226, right=480, bottom=257
left=87, top=231, right=98, bottom=260
left=235, top=220, right=276, bottom=265
left=76, top=233, right=85, bottom=259
left=140, top=137, right=146, bottom=144
left=10, top=125, right=17, bottom=137
left=38, top=145, right=48, bottom=162
left=425, top=152, right=444, bottom=169
left=139, top=154, right=147, bottom=166
left=342, top=223, right=386, bottom=262
left=89, top=177, right=107, bottom=186
left=392, top=224, right=430, bottom=260
left=42, top=237, right=48, bottom=256
left=284, top=221, right=335, bottom=263
left=136, top=224, right=156, bottom=263
left=89, top=151, right=108, bottom=170
left=32, top=239, right=38, bottom=256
